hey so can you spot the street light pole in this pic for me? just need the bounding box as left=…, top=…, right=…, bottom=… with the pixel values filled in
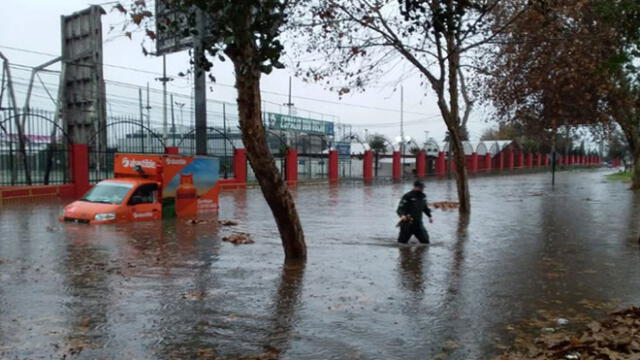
left=156, top=55, right=173, bottom=144
left=400, top=85, right=404, bottom=180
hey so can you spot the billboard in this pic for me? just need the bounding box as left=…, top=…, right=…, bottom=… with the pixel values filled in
left=155, top=0, right=192, bottom=55
left=61, top=5, right=107, bottom=146
left=155, top=1, right=213, bottom=56
left=114, top=153, right=221, bottom=217
left=335, top=142, right=352, bottom=157
left=266, top=113, right=334, bottom=136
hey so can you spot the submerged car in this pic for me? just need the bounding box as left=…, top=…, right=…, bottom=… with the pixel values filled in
left=61, top=178, right=162, bottom=224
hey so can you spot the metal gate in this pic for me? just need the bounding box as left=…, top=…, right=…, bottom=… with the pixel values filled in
left=0, top=109, right=71, bottom=186
left=87, top=116, right=166, bottom=183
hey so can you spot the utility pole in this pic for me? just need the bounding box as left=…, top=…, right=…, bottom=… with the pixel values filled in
left=223, top=103, right=228, bottom=179
left=283, top=76, right=294, bottom=148
left=146, top=82, right=151, bottom=129
left=551, top=119, right=557, bottom=187
left=194, top=8, right=207, bottom=155
left=156, top=55, right=173, bottom=144
left=400, top=85, right=404, bottom=180
left=170, top=94, right=176, bottom=146
left=176, top=101, right=185, bottom=129
left=139, top=88, right=144, bottom=152
left=285, top=76, right=294, bottom=115
left=146, top=82, right=152, bottom=150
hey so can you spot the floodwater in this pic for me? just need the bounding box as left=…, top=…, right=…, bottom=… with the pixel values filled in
left=1, top=169, right=640, bottom=359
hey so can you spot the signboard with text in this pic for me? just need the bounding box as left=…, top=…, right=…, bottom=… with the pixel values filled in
left=155, top=1, right=213, bottom=56
left=335, top=142, right=352, bottom=157
left=266, top=113, right=334, bottom=136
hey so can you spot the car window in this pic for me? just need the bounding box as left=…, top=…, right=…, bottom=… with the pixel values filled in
left=128, top=183, right=158, bottom=205
left=81, top=182, right=134, bottom=204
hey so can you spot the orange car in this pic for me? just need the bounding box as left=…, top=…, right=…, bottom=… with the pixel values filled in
left=61, top=178, right=162, bottom=224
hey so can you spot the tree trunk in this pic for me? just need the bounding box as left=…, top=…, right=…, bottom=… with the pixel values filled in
left=632, top=146, right=640, bottom=190
left=617, top=116, right=640, bottom=189
left=445, top=22, right=471, bottom=214
left=229, top=54, right=306, bottom=260
left=448, top=123, right=471, bottom=213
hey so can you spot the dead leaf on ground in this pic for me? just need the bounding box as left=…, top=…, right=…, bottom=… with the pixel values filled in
left=494, top=306, right=640, bottom=360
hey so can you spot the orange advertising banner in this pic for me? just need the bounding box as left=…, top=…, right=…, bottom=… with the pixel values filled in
left=114, top=153, right=221, bottom=218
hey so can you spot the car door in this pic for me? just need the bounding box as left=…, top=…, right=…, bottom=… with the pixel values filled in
left=127, top=183, right=162, bottom=221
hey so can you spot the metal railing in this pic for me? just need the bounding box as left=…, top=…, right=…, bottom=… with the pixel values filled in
left=0, top=109, right=70, bottom=186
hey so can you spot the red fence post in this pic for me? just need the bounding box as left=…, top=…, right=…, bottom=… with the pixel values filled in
left=526, top=153, right=533, bottom=168
left=328, top=150, right=339, bottom=183
left=507, top=150, right=514, bottom=170
left=363, top=150, right=373, bottom=182
left=518, top=152, right=525, bottom=168
left=164, top=146, right=179, bottom=155
left=436, top=151, right=446, bottom=175
left=416, top=151, right=426, bottom=178
left=392, top=151, right=401, bottom=180
left=484, top=153, right=492, bottom=171
left=499, top=151, right=505, bottom=170
left=286, top=149, right=298, bottom=186
left=233, top=148, right=247, bottom=184
left=470, top=152, right=478, bottom=173
left=71, top=144, right=90, bottom=197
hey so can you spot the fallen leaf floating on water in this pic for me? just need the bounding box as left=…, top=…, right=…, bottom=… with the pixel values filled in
left=222, top=233, right=254, bottom=245
left=231, top=348, right=280, bottom=360
left=218, top=220, right=239, bottom=226
left=186, top=219, right=240, bottom=226
left=186, top=219, right=211, bottom=225
left=442, top=340, right=460, bottom=351
left=429, top=201, right=460, bottom=210
left=182, top=291, right=207, bottom=301
left=493, top=307, right=640, bottom=360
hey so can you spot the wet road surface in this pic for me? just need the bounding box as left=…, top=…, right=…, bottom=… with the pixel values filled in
left=1, top=169, right=639, bottom=359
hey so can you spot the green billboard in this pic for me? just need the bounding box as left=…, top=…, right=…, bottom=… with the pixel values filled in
left=266, top=113, right=334, bottom=136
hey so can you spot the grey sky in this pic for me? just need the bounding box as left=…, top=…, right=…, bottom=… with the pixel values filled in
left=0, top=0, right=494, bottom=144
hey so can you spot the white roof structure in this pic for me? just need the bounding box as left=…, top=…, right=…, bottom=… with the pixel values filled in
left=441, top=140, right=516, bottom=155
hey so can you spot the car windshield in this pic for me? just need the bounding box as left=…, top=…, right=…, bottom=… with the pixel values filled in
left=81, top=182, right=134, bottom=204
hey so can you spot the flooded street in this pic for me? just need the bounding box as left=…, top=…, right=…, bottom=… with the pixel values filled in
left=1, top=169, right=639, bottom=359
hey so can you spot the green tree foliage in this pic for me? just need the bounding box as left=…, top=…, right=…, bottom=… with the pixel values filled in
left=368, top=134, right=388, bottom=154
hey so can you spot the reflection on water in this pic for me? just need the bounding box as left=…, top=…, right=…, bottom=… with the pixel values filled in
left=1, top=170, right=640, bottom=359
left=397, top=246, right=428, bottom=295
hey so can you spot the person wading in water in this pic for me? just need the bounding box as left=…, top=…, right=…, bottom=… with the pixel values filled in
left=396, top=180, right=433, bottom=244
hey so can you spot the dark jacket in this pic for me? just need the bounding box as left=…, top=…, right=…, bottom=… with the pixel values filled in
left=396, top=190, right=432, bottom=222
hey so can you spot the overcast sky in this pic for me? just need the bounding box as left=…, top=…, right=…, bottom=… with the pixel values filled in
left=0, top=0, right=495, bottom=144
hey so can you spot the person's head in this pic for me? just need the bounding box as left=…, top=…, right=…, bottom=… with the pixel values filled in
left=413, top=180, right=425, bottom=192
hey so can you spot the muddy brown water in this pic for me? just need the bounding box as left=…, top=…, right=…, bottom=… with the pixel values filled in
left=1, top=169, right=639, bottom=359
